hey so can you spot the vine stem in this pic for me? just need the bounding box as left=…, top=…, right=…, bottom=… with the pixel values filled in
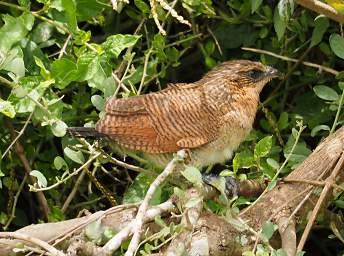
left=330, top=88, right=344, bottom=134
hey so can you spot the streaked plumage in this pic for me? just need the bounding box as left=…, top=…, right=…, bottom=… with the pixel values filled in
left=69, top=60, right=279, bottom=167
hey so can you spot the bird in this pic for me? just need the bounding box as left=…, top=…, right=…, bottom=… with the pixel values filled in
left=68, top=60, right=279, bottom=168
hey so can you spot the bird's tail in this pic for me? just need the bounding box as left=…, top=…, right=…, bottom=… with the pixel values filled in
left=67, top=127, right=106, bottom=138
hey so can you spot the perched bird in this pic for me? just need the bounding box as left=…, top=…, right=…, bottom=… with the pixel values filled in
left=68, top=60, right=279, bottom=168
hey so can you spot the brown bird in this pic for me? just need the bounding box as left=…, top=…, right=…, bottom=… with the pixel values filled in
left=68, top=60, right=279, bottom=168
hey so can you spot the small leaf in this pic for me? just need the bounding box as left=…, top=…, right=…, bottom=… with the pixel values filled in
left=260, top=220, right=277, bottom=242
left=313, top=85, right=339, bottom=101
left=64, top=147, right=85, bottom=164
left=182, top=166, right=202, bottom=185
left=311, top=125, right=330, bottom=137
left=310, top=15, right=329, bottom=47
left=0, top=99, right=15, bottom=118
left=266, top=158, right=280, bottom=170
left=330, top=33, right=344, bottom=59
left=278, top=112, right=289, bottom=130
left=338, top=82, right=344, bottom=90
left=267, top=179, right=277, bottom=190
left=254, top=136, right=273, bottom=159
left=51, top=120, right=67, bottom=137
left=54, top=156, right=68, bottom=170
left=30, top=170, right=47, bottom=188
left=251, top=0, right=263, bottom=13
left=91, top=95, right=105, bottom=111
left=102, top=34, right=141, bottom=58
left=274, top=7, right=286, bottom=40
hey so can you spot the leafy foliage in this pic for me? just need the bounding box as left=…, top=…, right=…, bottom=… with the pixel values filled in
left=1, top=0, right=344, bottom=254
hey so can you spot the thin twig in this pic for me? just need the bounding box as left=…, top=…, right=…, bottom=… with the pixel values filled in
left=5, top=120, right=50, bottom=219
left=2, top=111, right=33, bottom=159
left=61, top=170, right=87, bottom=213
left=297, top=153, right=344, bottom=252
left=123, top=150, right=186, bottom=256
left=102, top=200, right=176, bottom=253
left=30, top=153, right=101, bottom=191
left=137, top=50, right=152, bottom=95
left=58, top=34, right=72, bottom=59
left=296, top=0, right=344, bottom=24
left=3, top=175, right=28, bottom=230
left=283, top=178, right=344, bottom=191
left=0, top=232, right=66, bottom=256
left=330, top=88, right=344, bottom=134
left=242, top=47, right=339, bottom=76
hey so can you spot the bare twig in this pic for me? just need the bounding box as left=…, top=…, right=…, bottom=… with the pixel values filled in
left=283, top=177, right=344, bottom=191
left=5, top=120, right=50, bottom=219
left=61, top=170, right=87, bottom=213
left=3, top=175, right=28, bottom=230
left=137, top=50, right=152, bottom=95
left=242, top=47, right=339, bottom=76
left=58, top=34, right=72, bottom=59
left=297, top=152, right=344, bottom=252
left=30, top=153, right=101, bottom=191
left=296, top=0, right=344, bottom=24
left=0, top=232, right=65, bottom=256
left=123, top=150, right=186, bottom=256
left=102, top=200, right=176, bottom=253
left=2, top=111, right=33, bottom=159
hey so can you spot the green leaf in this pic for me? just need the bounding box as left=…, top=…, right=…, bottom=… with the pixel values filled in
left=182, top=166, right=203, bottom=185
left=0, top=13, right=34, bottom=54
left=266, top=158, right=280, bottom=170
left=272, top=249, right=288, bottom=256
left=123, top=174, right=161, bottom=204
left=51, top=120, right=68, bottom=137
left=51, top=58, right=79, bottom=89
left=30, top=170, right=47, bottom=188
left=338, top=81, right=344, bottom=90
left=251, top=0, right=263, bottom=13
left=260, top=220, right=277, bottom=242
left=310, top=15, right=329, bottom=47
left=134, top=0, right=150, bottom=14
left=330, top=33, right=344, bottom=59
left=278, top=112, right=289, bottom=130
left=0, top=46, right=25, bottom=78
left=102, top=34, right=141, bottom=58
left=274, top=6, right=286, bottom=41
left=61, top=0, right=78, bottom=33
left=91, top=95, right=105, bottom=111
left=85, top=219, right=104, bottom=244
left=254, top=136, right=273, bottom=159
left=76, top=0, right=108, bottom=21
left=311, top=124, right=330, bottom=137
left=32, top=22, right=54, bottom=44
left=313, top=85, right=339, bottom=101
left=53, top=156, right=68, bottom=170
left=0, top=99, right=16, bottom=118
left=64, top=147, right=85, bottom=164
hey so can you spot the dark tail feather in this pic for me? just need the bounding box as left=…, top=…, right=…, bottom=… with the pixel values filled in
left=67, top=127, right=106, bottom=138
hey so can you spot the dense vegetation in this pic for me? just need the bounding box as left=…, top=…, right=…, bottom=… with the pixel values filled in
left=1, top=0, right=344, bottom=254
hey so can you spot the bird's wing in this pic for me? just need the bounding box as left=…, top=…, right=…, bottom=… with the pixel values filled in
left=96, top=85, right=219, bottom=153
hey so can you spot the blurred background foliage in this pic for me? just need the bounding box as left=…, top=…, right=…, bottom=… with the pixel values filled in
left=1, top=0, right=344, bottom=254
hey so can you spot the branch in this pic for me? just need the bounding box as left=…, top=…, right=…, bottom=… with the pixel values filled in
left=123, top=150, right=186, bottom=256
left=296, top=0, right=344, bottom=24
left=242, top=47, right=339, bottom=76
left=297, top=152, right=344, bottom=252
left=5, top=120, right=50, bottom=220
left=0, top=232, right=65, bottom=256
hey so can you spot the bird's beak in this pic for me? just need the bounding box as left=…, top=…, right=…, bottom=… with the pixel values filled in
left=266, top=66, right=282, bottom=78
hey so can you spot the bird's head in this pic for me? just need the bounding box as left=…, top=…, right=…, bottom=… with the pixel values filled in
left=202, top=60, right=280, bottom=92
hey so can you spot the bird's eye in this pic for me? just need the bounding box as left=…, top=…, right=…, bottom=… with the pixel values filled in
left=246, top=69, right=264, bottom=80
